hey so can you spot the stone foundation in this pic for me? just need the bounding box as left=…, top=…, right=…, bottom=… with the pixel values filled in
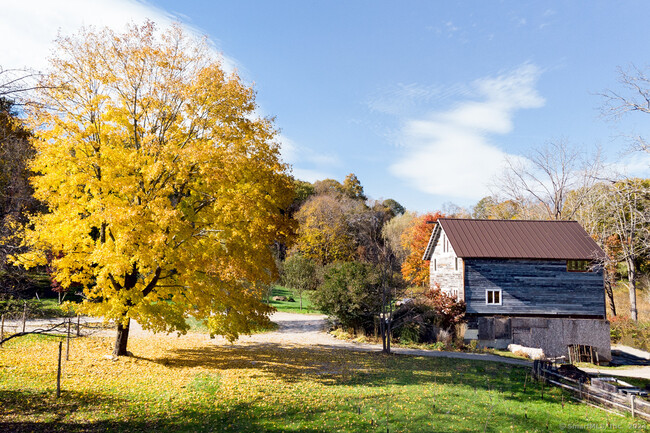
left=466, top=316, right=611, bottom=362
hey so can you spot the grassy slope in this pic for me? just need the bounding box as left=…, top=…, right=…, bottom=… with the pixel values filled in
left=267, top=285, right=320, bottom=314
left=0, top=334, right=645, bottom=432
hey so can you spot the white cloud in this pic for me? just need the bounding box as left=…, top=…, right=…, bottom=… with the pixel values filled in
left=277, top=134, right=338, bottom=182
left=389, top=64, right=545, bottom=200
left=2, top=1, right=333, bottom=184
left=0, top=0, right=237, bottom=73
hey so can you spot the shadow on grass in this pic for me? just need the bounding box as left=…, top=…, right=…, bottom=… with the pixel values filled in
left=0, top=389, right=330, bottom=433
left=158, top=341, right=536, bottom=394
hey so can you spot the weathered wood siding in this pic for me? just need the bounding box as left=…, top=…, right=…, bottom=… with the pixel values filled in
left=464, top=259, right=605, bottom=317
left=429, top=229, right=464, bottom=299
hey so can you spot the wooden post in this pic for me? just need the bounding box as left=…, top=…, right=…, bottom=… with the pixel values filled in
left=1, top=313, right=4, bottom=344
left=66, top=318, right=71, bottom=361
left=579, top=379, right=583, bottom=400
left=56, top=341, right=62, bottom=398
left=21, top=301, right=27, bottom=333
left=76, top=315, right=80, bottom=337
left=631, top=394, right=636, bottom=418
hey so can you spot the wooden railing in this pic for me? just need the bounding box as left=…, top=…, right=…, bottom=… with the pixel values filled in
left=533, top=360, right=650, bottom=421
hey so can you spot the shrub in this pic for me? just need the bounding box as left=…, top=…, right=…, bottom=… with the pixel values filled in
left=392, top=284, right=465, bottom=344
left=610, top=316, right=650, bottom=351
left=312, top=261, right=382, bottom=333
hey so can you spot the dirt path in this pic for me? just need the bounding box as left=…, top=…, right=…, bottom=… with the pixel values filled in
left=225, top=312, right=533, bottom=367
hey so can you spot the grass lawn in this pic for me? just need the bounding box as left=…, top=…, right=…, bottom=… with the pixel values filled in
left=267, top=285, right=320, bottom=314
left=1, top=333, right=646, bottom=432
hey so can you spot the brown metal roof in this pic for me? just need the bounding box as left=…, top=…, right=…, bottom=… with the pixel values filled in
left=426, top=218, right=606, bottom=260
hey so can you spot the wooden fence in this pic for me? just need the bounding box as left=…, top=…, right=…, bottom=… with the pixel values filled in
left=533, top=360, right=650, bottom=421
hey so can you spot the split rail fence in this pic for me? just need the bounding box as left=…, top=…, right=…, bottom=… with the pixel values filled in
left=533, top=360, right=650, bottom=421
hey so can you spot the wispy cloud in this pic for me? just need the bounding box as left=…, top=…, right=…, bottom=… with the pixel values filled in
left=367, top=82, right=469, bottom=117
left=389, top=64, right=545, bottom=200
left=277, top=135, right=338, bottom=182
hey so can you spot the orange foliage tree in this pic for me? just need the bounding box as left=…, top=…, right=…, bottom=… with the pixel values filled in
left=400, top=211, right=444, bottom=287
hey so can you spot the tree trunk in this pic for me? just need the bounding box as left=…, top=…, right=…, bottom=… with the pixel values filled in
left=113, top=318, right=131, bottom=357
left=628, top=259, right=638, bottom=321
left=605, top=279, right=616, bottom=317
left=385, top=318, right=391, bottom=354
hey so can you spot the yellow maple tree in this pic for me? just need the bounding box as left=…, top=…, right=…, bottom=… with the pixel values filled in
left=16, top=22, right=294, bottom=356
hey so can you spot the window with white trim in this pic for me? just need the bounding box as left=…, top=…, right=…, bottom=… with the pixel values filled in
left=486, top=289, right=502, bottom=305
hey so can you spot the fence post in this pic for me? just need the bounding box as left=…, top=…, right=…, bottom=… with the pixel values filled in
left=56, top=341, right=62, bottom=398
left=631, top=394, right=636, bottom=418
left=76, top=315, right=80, bottom=337
left=579, top=379, right=583, bottom=400
left=22, top=301, right=27, bottom=333
left=66, top=318, right=71, bottom=361
left=1, top=313, right=4, bottom=344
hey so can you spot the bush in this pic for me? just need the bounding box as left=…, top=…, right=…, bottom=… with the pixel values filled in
left=312, top=261, right=403, bottom=334
left=610, top=316, right=650, bottom=351
left=392, top=285, right=465, bottom=344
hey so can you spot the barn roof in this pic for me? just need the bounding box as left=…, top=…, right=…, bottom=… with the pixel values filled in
left=422, top=218, right=607, bottom=261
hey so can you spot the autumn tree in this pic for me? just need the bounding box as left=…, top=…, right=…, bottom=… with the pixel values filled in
left=293, top=193, right=363, bottom=265
left=400, top=211, right=444, bottom=287
left=16, top=23, right=294, bottom=356
left=0, top=98, right=41, bottom=297
left=381, top=211, right=417, bottom=265
left=342, top=173, right=367, bottom=201
left=472, top=196, right=520, bottom=220
left=603, top=179, right=650, bottom=321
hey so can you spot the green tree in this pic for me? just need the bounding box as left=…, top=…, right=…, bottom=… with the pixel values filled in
left=312, top=261, right=382, bottom=332
left=281, top=253, right=319, bottom=311
left=17, top=22, right=294, bottom=356
left=381, top=198, right=405, bottom=217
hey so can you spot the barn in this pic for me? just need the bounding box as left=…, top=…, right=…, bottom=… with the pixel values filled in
left=422, top=218, right=611, bottom=362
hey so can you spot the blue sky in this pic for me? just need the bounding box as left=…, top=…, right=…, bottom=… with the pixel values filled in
left=3, top=1, right=650, bottom=212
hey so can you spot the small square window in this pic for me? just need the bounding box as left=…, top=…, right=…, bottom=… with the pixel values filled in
left=567, top=260, right=590, bottom=272
left=486, top=289, right=501, bottom=305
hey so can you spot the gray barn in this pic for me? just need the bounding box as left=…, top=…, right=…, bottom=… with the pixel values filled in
left=422, top=218, right=611, bottom=362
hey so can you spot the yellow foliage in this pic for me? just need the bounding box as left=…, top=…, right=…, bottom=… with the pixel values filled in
left=16, top=22, right=294, bottom=342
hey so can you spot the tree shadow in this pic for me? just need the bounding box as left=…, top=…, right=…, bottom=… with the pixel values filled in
left=0, top=389, right=328, bottom=433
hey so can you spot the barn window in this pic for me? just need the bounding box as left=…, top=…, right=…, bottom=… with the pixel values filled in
left=442, top=234, right=447, bottom=252
left=433, top=259, right=437, bottom=271
left=486, top=289, right=501, bottom=305
left=455, top=257, right=460, bottom=271
left=567, top=260, right=590, bottom=272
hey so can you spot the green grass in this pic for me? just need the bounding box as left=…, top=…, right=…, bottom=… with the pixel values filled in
left=267, top=285, right=320, bottom=314
left=0, top=333, right=647, bottom=432
left=0, top=297, right=74, bottom=319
